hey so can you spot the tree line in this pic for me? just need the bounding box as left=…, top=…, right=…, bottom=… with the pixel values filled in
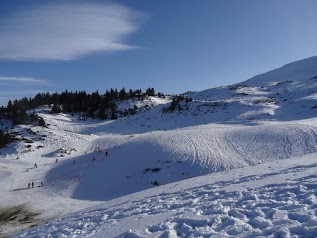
left=0, top=129, right=14, bottom=148
left=0, top=87, right=160, bottom=125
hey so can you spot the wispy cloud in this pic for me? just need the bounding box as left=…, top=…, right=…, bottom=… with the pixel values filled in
left=0, top=2, right=142, bottom=61
left=0, top=76, right=53, bottom=105
left=0, top=76, right=50, bottom=84
left=0, top=88, right=50, bottom=106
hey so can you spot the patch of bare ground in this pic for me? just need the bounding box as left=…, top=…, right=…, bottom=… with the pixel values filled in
left=0, top=204, right=40, bottom=238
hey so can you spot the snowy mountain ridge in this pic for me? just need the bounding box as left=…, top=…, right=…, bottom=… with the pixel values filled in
left=244, top=56, right=317, bottom=86
left=2, top=56, right=317, bottom=237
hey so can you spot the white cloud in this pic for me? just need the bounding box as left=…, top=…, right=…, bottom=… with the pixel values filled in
left=0, top=76, right=50, bottom=84
left=0, top=2, right=142, bottom=61
left=0, top=76, right=53, bottom=105
left=0, top=88, right=44, bottom=106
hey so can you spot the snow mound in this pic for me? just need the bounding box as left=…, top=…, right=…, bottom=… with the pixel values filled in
left=46, top=122, right=317, bottom=201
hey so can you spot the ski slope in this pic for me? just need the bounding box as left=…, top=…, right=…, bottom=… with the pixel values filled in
left=19, top=111, right=317, bottom=202
left=16, top=153, right=317, bottom=237
left=2, top=56, right=317, bottom=237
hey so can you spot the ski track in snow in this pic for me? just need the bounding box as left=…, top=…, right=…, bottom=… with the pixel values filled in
left=17, top=160, right=317, bottom=237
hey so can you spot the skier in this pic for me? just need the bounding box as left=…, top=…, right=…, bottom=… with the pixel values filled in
left=28, top=182, right=31, bottom=189
left=40, top=181, right=44, bottom=187
left=34, top=163, right=37, bottom=168
left=31, top=181, right=34, bottom=188
left=55, top=158, right=58, bottom=163
left=105, top=151, right=108, bottom=156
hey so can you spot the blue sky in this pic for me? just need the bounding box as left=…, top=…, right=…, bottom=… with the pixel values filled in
left=0, top=0, right=317, bottom=106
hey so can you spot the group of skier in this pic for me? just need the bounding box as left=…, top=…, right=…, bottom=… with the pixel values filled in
left=27, top=163, right=41, bottom=188
left=27, top=181, right=33, bottom=188
left=26, top=148, right=109, bottom=189
left=28, top=181, right=43, bottom=188
left=27, top=157, right=56, bottom=188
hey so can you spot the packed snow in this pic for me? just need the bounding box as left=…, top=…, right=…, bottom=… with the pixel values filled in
left=2, top=56, right=317, bottom=237
left=15, top=154, right=317, bottom=237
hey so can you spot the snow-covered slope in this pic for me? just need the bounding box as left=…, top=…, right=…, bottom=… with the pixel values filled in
left=244, top=56, right=317, bottom=87
left=16, top=153, right=317, bottom=238
left=187, top=56, right=317, bottom=122
left=2, top=56, right=317, bottom=237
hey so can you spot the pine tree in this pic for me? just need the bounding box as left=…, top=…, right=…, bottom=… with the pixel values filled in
left=52, top=103, right=62, bottom=114
left=0, top=130, right=12, bottom=148
left=110, top=102, right=118, bottom=120
left=97, top=103, right=107, bottom=119
left=146, top=87, right=155, bottom=96
left=119, top=87, right=128, bottom=100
